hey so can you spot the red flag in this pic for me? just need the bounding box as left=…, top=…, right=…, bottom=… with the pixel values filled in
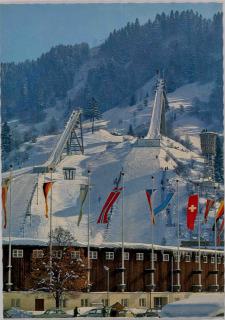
left=146, top=190, right=156, bottom=225
left=215, top=200, right=224, bottom=223
left=204, top=199, right=214, bottom=223
left=186, top=194, right=198, bottom=230
left=2, top=179, right=10, bottom=229
left=43, top=182, right=53, bottom=218
left=97, top=188, right=122, bottom=224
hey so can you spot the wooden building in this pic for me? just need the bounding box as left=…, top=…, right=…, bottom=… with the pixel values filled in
left=2, top=242, right=224, bottom=293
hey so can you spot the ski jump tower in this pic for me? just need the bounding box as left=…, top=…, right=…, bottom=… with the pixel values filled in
left=200, top=130, right=217, bottom=181
left=136, top=78, right=168, bottom=147
left=34, top=109, right=84, bottom=173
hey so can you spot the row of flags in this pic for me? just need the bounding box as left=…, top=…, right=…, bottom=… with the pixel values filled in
left=187, top=195, right=224, bottom=231
left=2, top=176, right=224, bottom=244
left=187, top=194, right=224, bottom=244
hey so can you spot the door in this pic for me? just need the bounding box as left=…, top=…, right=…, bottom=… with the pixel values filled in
left=35, top=298, right=44, bottom=311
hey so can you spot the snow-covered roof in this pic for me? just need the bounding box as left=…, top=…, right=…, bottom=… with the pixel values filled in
left=2, top=238, right=223, bottom=255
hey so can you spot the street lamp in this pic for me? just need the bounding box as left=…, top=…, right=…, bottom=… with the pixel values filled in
left=104, top=266, right=110, bottom=306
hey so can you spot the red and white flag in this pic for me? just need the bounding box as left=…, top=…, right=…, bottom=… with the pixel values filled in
left=97, top=187, right=122, bottom=224
left=186, top=194, right=199, bottom=230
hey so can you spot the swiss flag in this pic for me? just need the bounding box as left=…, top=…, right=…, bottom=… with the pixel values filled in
left=186, top=194, right=199, bottom=230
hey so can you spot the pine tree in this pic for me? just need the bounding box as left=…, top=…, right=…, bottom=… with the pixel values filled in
left=215, top=136, right=224, bottom=183
left=127, top=124, right=134, bottom=136
left=1, top=122, right=11, bottom=156
left=85, top=97, right=102, bottom=133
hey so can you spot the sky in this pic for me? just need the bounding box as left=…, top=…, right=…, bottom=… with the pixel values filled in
left=0, top=3, right=222, bottom=63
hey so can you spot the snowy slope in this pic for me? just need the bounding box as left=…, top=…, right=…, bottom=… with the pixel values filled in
left=2, top=81, right=221, bottom=247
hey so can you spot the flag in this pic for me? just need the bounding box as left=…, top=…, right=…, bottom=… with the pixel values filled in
left=43, top=182, right=53, bottom=218
left=2, top=178, right=10, bottom=229
left=212, top=201, right=224, bottom=231
left=97, top=187, right=122, bottom=224
left=146, top=189, right=156, bottom=225
left=204, top=199, right=215, bottom=223
left=215, top=200, right=224, bottom=223
left=77, top=184, right=89, bottom=226
left=217, top=218, right=224, bottom=245
left=154, top=192, right=174, bottom=215
left=186, top=194, right=198, bottom=230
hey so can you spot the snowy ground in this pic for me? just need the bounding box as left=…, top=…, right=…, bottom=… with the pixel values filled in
left=2, top=81, right=222, bottom=246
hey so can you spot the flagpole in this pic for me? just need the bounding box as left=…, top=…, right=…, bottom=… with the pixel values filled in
left=197, top=184, right=202, bottom=291
left=176, top=179, right=181, bottom=291
left=87, top=168, right=91, bottom=292
left=214, top=185, right=218, bottom=291
left=150, top=176, right=155, bottom=292
left=121, top=170, right=125, bottom=292
left=36, top=173, right=39, bottom=205
left=6, top=165, right=13, bottom=292
left=49, top=167, right=53, bottom=287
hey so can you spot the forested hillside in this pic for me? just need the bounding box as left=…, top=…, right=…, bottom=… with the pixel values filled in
left=1, top=10, right=223, bottom=126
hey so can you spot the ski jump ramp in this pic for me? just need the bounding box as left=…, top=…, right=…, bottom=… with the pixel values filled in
left=33, top=110, right=84, bottom=173
left=46, top=110, right=84, bottom=167
left=136, top=79, right=167, bottom=147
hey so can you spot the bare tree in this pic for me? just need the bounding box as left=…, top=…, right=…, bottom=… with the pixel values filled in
left=25, top=227, right=87, bottom=308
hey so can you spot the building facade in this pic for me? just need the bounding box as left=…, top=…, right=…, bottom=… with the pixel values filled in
left=3, top=243, right=224, bottom=293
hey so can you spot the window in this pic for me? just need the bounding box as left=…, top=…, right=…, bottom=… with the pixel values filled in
left=163, top=254, right=169, bottom=262
left=203, top=255, right=208, bottom=263
left=102, top=299, right=109, bottom=307
left=150, top=253, right=157, bottom=261
left=211, top=256, right=215, bottom=264
left=63, top=167, right=76, bottom=180
left=71, top=251, right=80, bottom=260
left=124, top=252, right=129, bottom=261
left=12, top=249, right=23, bottom=258
left=81, top=299, right=88, bottom=307
left=52, top=250, right=62, bottom=259
left=195, top=255, right=200, bottom=263
left=154, top=297, right=168, bottom=309
left=121, top=299, right=129, bottom=307
left=90, top=251, right=98, bottom=260
left=185, top=254, right=191, bottom=262
left=136, top=253, right=144, bottom=261
left=218, top=256, right=221, bottom=264
left=33, top=250, right=44, bottom=259
left=106, top=252, right=114, bottom=260
left=11, top=299, right=20, bottom=307
left=139, top=298, right=146, bottom=307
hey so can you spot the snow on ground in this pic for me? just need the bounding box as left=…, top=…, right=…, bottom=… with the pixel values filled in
left=168, top=82, right=214, bottom=103
left=167, top=81, right=214, bottom=154
left=22, top=134, right=60, bottom=167
left=2, top=81, right=220, bottom=246
left=3, top=125, right=201, bottom=245
left=160, top=293, right=224, bottom=318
